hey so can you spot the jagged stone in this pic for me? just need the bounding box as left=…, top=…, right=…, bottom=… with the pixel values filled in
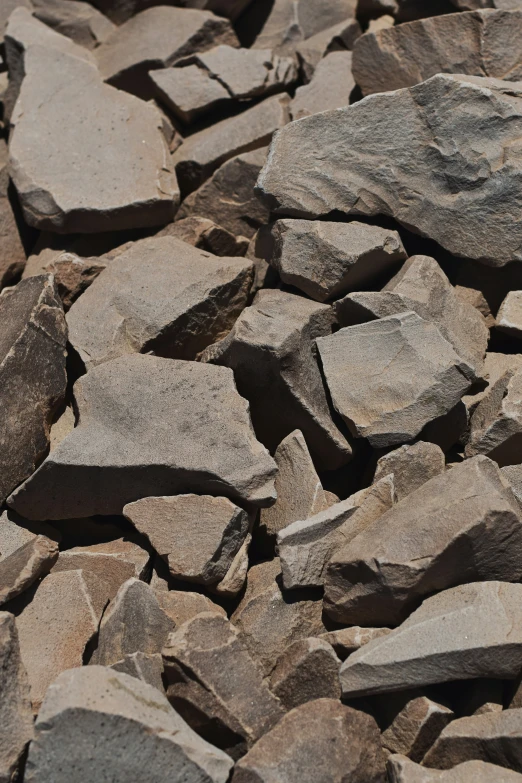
left=0, top=511, right=58, bottom=561
left=269, top=637, right=341, bottom=710
left=23, top=251, right=106, bottom=311
left=0, top=612, right=33, bottom=783
left=466, top=369, right=522, bottom=466
left=0, top=139, right=29, bottom=289
left=296, top=19, right=362, bottom=81
left=382, top=696, right=454, bottom=762
left=502, top=464, right=522, bottom=506
left=497, top=291, right=522, bottom=337
left=291, top=51, right=355, bottom=119
left=110, top=651, right=165, bottom=692
left=388, top=756, right=522, bottom=782
left=155, top=589, right=226, bottom=625
left=368, top=13, right=395, bottom=31
left=210, top=531, right=251, bottom=597
left=463, top=353, right=522, bottom=419
left=31, top=0, right=116, bottom=49
left=319, top=626, right=391, bottom=660
left=0, top=535, right=59, bottom=606
left=157, top=216, right=248, bottom=257
left=373, top=441, right=445, bottom=502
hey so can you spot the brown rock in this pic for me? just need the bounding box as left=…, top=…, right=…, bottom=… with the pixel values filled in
left=211, top=532, right=251, bottom=597
left=382, top=696, right=454, bottom=762
left=31, top=0, right=116, bottom=49
left=22, top=251, right=107, bottom=311
left=373, top=441, right=445, bottom=502
left=0, top=535, right=59, bottom=606
left=0, top=612, right=33, bottom=783
left=319, top=626, right=392, bottom=660
left=269, top=637, right=341, bottom=710
left=466, top=369, right=522, bottom=466
left=157, top=216, right=248, bottom=257
left=296, top=19, right=362, bottom=81
left=291, top=51, right=355, bottom=120
left=388, top=756, right=522, bottom=782
left=0, top=139, right=29, bottom=289
left=0, top=510, right=59, bottom=561
left=502, top=464, right=522, bottom=507
left=109, top=651, right=165, bottom=692
left=497, top=291, right=522, bottom=337
left=155, top=589, right=226, bottom=626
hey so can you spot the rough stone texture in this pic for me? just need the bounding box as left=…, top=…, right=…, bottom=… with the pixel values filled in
left=269, top=637, right=341, bottom=709
left=463, top=353, right=522, bottom=417
left=466, top=369, right=522, bottom=466
left=373, top=441, right=446, bottom=502
left=353, top=9, right=522, bottom=97
left=231, top=558, right=326, bottom=676
left=0, top=535, right=59, bottom=606
left=231, top=698, right=385, bottom=783
left=202, top=289, right=352, bottom=470
left=211, top=531, right=251, bottom=598
left=382, top=696, right=454, bottom=762
left=109, top=651, right=165, bottom=692
left=31, top=0, right=116, bottom=49
left=0, top=139, right=29, bottom=290
left=502, top=464, right=522, bottom=506
left=317, top=311, right=476, bottom=449
left=157, top=216, right=248, bottom=257
left=96, top=6, right=238, bottom=99
left=155, top=589, right=226, bottom=625
left=176, top=147, right=270, bottom=239
left=0, top=275, right=67, bottom=506
left=256, top=73, right=522, bottom=267
left=25, top=666, right=234, bottom=783
left=66, top=236, right=253, bottom=370
left=325, top=456, right=522, bottom=625
left=23, top=249, right=107, bottom=311
left=291, top=51, right=355, bottom=120
left=0, top=511, right=58, bottom=562
left=340, top=581, right=522, bottom=698
left=319, top=626, right=392, bottom=660
left=162, top=612, right=285, bottom=758
left=8, top=355, right=277, bottom=519
left=388, top=756, right=522, bottom=782
left=497, top=291, right=522, bottom=337
left=296, top=19, right=362, bottom=81
left=270, top=219, right=406, bottom=303
left=0, top=612, right=33, bottom=783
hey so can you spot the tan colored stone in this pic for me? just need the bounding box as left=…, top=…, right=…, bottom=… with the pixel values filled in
left=155, top=589, right=226, bottom=626
left=0, top=535, right=59, bottom=606
left=296, top=19, right=362, bottom=81
left=0, top=612, right=33, bottom=783
left=388, top=756, right=522, bottom=782
left=291, top=51, right=355, bottom=120
left=497, top=291, right=522, bottom=337
left=157, top=216, right=248, bottom=257
left=466, top=369, right=522, bottom=465
left=31, top=0, right=116, bottom=49
left=269, top=637, right=341, bottom=710
left=319, top=626, right=392, bottom=660
left=382, top=696, right=454, bottom=762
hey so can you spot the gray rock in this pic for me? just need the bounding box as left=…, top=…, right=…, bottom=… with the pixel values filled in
left=269, top=637, right=341, bottom=710
left=319, top=626, right=392, bottom=660
left=24, top=666, right=233, bottom=783
left=466, top=369, right=522, bottom=466
left=373, top=441, right=445, bottom=502
left=0, top=612, right=33, bottom=783
left=256, top=73, right=522, bottom=267
left=270, top=219, right=406, bottom=303
left=497, top=291, right=522, bottom=337
left=291, top=51, right=355, bottom=120
left=388, top=756, right=522, bottom=782
left=317, top=311, right=476, bottom=449
left=8, top=355, right=277, bottom=519
left=0, top=535, right=59, bottom=606
left=110, top=651, right=165, bottom=692
left=296, top=19, right=362, bottom=81
left=0, top=511, right=59, bottom=562
left=502, top=464, right=522, bottom=506
left=157, top=216, right=248, bottom=257
left=31, top=0, right=116, bottom=49
left=463, top=352, right=522, bottom=419
left=210, top=529, right=251, bottom=597
left=382, top=696, right=454, bottom=762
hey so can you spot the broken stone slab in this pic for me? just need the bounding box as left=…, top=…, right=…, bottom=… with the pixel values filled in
left=201, top=289, right=352, bottom=470
left=176, top=147, right=270, bottom=239
left=382, top=696, right=454, bottom=762
left=110, top=651, right=165, bottom=692
left=269, top=637, right=341, bottom=710
left=269, top=219, right=406, bottom=303
left=66, top=235, right=254, bottom=370
left=462, top=352, right=522, bottom=420
left=340, top=581, right=522, bottom=698
left=0, top=612, right=33, bottom=783
left=0, top=535, right=59, bottom=606
left=466, top=369, right=522, bottom=466
left=256, top=73, right=522, bottom=267
left=210, top=530, right=251, bottom=597
left=317, top=311, right=476, bottom=449
left=353, top=9, right=522, bottom=97
left=496, top=291, right=522, bottom=337
left=0, top=275, right=67, bottom=506
left=25, top=666, right=234, bottom=783
left=291, top=51, right=355, bottom=120
left=232, top=698, right=385, bottom=783
left=22, top=251, right=107, bottom=311
left=8, top=355, right=277, bottom=519
left=388, top=756, right=522, bottom=782
left=31, top=0, right=116, bottom=49
left=157, top=216, right=248, bottom=257
left=155, top=588, right=226, bottom=625
left=319, top=626, right=391, bottom=660
left=373, top=441, right=445, bottom=502
left=278, top=474, right=395, bottom=590
left=325, top=456, right=522, bottom=626
left=162, top=612, right=285, bottom=757
left=296, top=19, right=362, bottom=81
left=0, top=510, right=59, bottom=561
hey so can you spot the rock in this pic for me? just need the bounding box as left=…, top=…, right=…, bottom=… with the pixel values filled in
left=157, top=217, right=248, bottom=257
left=502, top=464, right=522, bottom=506
left=269, top=637, right=341, bottom=709
left=463, top=352, right=522, bottom=417
left=96, top=6, right=238, bottom=100
left=202, top=289, right=352, bottom=470
left=368, top=13, right=395, bottom=32
left=336, top=255, right=489, bottom=375
left=466, top=369, right=522, bottom=466
left=176, top=147, right=270, bottom=239
left=0, top=0, right=31, bottom=34
left=162, top=612, right=285, bottom=757
left=0, top=275, right=67, bottom=505
left=155, top=589, right=226, bottom=625
left=0, top=612, right=33, bottom=783
left=319, top=626, right=392, bottom=660
left=31, top=0, right=116, bottom=49
left=325, top=456, right=522, bottom=625
left=25, top=666, right=234, bottom=783
left=388, top=756, right=522, bottom=782
left=353, top=9, right=522, bottom=97
left=256, top=73, right=522, bottom=267
left=278, top=475, right=395, bottom=590
left=317, top=311, right=476, bottom=449
left=66, top=236, right=253, bottom=370
left=0, top=510, right=59, bottom=561
left=497, top=291, right=522, bottom=337
left=373, top=441, right=445, bottom=502
left=296, top=19, right=362, bottom=81
left=232, top=698, right=385, bottom=783
left=211, top=531, right=251, bottom=597
left=8, top=355, right=277, bottom=519
left=270, top=219, right=406, bottom=303
left=0, top=139, right=29, bottom=289
left=382, top=696, right=454, bottom=762
left=0, top=535, right=59, bottom=606
left=173, top=92, right=290, bottom=193
left=179, top=0, right=254, bottom=21
left=340, top=581, right=522, bottom=698
left=25, top=251, right=106, bottom=311
left=291, top=51, right=355, bottom=120
left=455, top=285, right=495, bottom=329
left=109, top=651, right=165, bottom=692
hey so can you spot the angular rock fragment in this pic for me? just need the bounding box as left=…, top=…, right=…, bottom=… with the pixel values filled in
left=291, top=51, right=355, bottom=120
left=211, top=531, right=251, bottom=597
left=155, top=589, right=226, bottom=625
left=382, top=696, right=454, bottom=762
left=317, top=312, right=476, bottom=448
left=8, top=355, right=277, bottom=519
left=497, top=291, right=522, bottom=338
left=463, top=352, right=522, bottom=418
left=256, top=73, right=522, bottom=267
left=0, top=612, right=33, bottom=783
left=22, top=251, right=106, bottom=311
left=253, top=0, right=358, bottom=53
left=466, top=369, right=522, bottom=465
left=0, top=511, right=58, bottom=561
left=110, top=651, right=165, bottom=692
left=0, top=535, right=59, bottom=606
left=66, top=236, right=254, bottom=369
left=0, top=275, right=67, bottom=505
left=320, top=626, right=391, bottom=660
left=269, top=637, right=341, bottom=710
left=202, top=289, right=352, bottom=469
left=31, top=0, right=116, bottom=49
left=325, top=456, right=522, bottom=625
left=340, top=581, right=522, bottom=698
left=373, top=441, right=445, bottom=502
left=0, top=139, right=30, bottom=289
left=25, top=666, right=234, bottom=783
left=296, top=19, right=362, bottom=81
left=502, top=464, right=522, bottom=506
left=388, top=756, right=522, bottom=782
left=270, top=219, right=406, bottom=303
left=162, top=612, right=284, bottom=757
left=157, top=216, right=248, bottom=257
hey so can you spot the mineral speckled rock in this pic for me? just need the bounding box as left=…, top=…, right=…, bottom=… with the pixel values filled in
left=0, top=535, right=59, bottom=606
left=373, top=441, right=445, bottom=502
left=291, top=51, right=355, bottom=120
left=269, top=637, right=341, bottom=710
left=31, top=0, right=116, bottom=49
left=8, top=355, right=277, bottom=519
left=381, top=696, right=454, bottom=762
left=466, top=369, right=522, bottom=465
left=388, top=756, right=522, bottom=782
left=0, top=612, right=33, bottom=783
left=253, top=0, right=358, bottom=53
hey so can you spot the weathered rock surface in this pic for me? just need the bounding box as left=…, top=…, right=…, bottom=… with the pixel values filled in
left=317, top=311, right=476, bottom=448
left=0, top=612, right=33, bottom=783
left=66, top=236, right=253, bottom=369
left=497, top=291, right=522, bottom=337
left=463, top=352, right=522, bottom=417
left=202, top=289, right=352, bottom=469
left=211, top=531, right=251, bottom=597
left=0, top=139, right=29, bottom=289
left=269, top=637, right=341, bottom=709
left=253, top=0, right=358, bottom=53
left=31, top=0, right=116, bottom=49
left=8, top=355, right=277, bottom=519
left=340, top=581, right=522, bottom=698
left=25, top=666, right=234, bottom=783
left=157, top=216, right=248, bottom=257
left=0, top=535, right=59, bottom=606
left=373, top=441, right=445, bottom=502
left=291, top=51, right=355, bottom=120
left=256, top=73, right=522, bottom=267
left=319, top=626, right=392, bottom=660
left=155, top=588, right=226, bottom=624
left=388, top=756, right=522, bottom=782
left=23, top=251, right=106, bottom=311
left=502, top=464, right=522, bottom=506
left=109, top=651, right=165, bottom=692
left=270, top=219, right=406, bottom=303
left=382, top=696, right=454, bottom=762
left=296, top=19, right=362, bottom=81
left=0, top=511, right=58, bottom=562
left=466, top=369, right=522, bottom=465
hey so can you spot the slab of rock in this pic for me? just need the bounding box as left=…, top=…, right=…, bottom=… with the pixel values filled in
left=317, top=311, right=476, bottom=449
left=325, top=456, right=522, bottom=625
left=66, top=236, right=253, bottom=369
left=256, top=73, right=522, bottom=267
left=25, top=666, right=234, bottom=783
left=319, top=626, right=391, bottom=660
left=157, top=216, right=248, bottom=256
left=202, top=289, right=352, bottom=469
left=291, top=51, right=355, bottom=120
left=373, top=441, right=445, bottom=502
left=253, top=0, right=358, bottom=53
left=340, top=581, right=522, bottom=698
left=155, top=589, right=226, bottom=625
left=232, top=698, right=385, bottom=783
left=270, top=219, right=406, bottom=303
left=0, top=535, right=59, bottom=606
left=497, top=291, right=522, bottom=337
left=110, top=651, right=165, bottom=692
left=0, top=612, right=33, bottom=783
left=382, top=696, right=454, bottom=762
left=176, top=147, right=270, bottom=238
left=162, top=612, right=285, bottom=757
left=23, top=251, right=107, bottom=311
left=296, top=19, right=362, bottom=81
left=211, top=531, right=251, bottom=597
left=466, top=369, right=522, bottom=466
left=0, top=275, right=67, bottom=506
left=269, top=637, right=341, bottom=710
left=388, top=756, right=522, bottom=782
left=31, top=0, right=116, bottom=49
left=8, top=355, right=277, bottom=519
left=0, top=139, right=29, bottom=289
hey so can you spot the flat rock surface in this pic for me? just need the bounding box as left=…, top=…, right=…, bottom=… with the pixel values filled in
left=269, top=637, right=341, bottom=709
left=466, top=369, right=522, bottom=465
left=497, top=291, right=522, bottom=337
left=388, top=756, right=522, bottom=782
left=253, top=0, right=358, bottom=53
left=382, top=696, right=453, bottom=762
left=373, top=441, right=445, bottom=501
left=31, top=0, right=116, bottom=49
left=291, top=51, right=355, bottom=120
left=0, top=535, right=59, bottom=606
left=0, top=612, right=33, bottom=783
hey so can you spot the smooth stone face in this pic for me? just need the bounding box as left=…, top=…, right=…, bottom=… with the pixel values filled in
left=256, top=73, right=522, bottom=267
left=317, top=311, right=476, bottom=448
left=497, top=291, right=522, bottom=337
left=155, top=589, right=227, bottom=625
left=373, top=441, right=445, bottom=502
left=388, top=756, right=522, bottom=782
left=382, top=696, right=454, bottom=762
left=340, top=581, right=522, bottom=698
left=466, top=369, right=522, bottom=466
left=269, top=637, right=341, bottom=710
left=253, top=0, right=358, bottom=53
left=319, top=626, right=392, bottom=660
left=291, top=51, right=355, bottom=120
left=296, top=19, right=362, bottom=81
left=24, top=666, right=234, bottom=783
left=0, top=613, right=33, bottom=783
left=31, top=0, right=116, bottom=49
left=8, top=355, right=277, bottom=519
left=0, top=535, right=59, bottom=606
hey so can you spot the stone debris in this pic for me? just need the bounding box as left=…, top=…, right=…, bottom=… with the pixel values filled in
left=22, top=251, right=107, bottom=311
left=381, top=696, right=454, bottom=762
left=109, top=651, right=165, bottom=692
left=0, top=612, right=33, bottom=783
left=388, top=756, right=522, bottom=782
left=157, top=216, right=248, bottom=256
left=269, top=637, right=341, bottom=709
left=291, top=51, right=355, bottom=120
left=0, top=534, right=59, bottom=606
left=319, top=626, right=392, bottom=660
left=296, top=19, right=362, bottom=81
left=466, top=369, right=522, bottom=466
left=496, top=291, right=522, bottom=338
left=31, top=0, right=116, bottom=49
left=373, top=441, right=445, bottom=502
